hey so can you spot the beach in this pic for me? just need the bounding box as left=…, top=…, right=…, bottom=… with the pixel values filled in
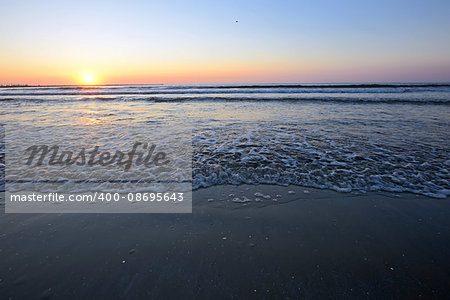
left=1, top=185, right=450, bottom=298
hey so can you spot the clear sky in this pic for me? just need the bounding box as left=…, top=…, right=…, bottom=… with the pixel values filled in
left=1, top=0, right=449, bottom=85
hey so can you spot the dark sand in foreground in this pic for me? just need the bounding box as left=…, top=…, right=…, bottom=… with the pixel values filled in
left=1, top=185, right=450, bottom=299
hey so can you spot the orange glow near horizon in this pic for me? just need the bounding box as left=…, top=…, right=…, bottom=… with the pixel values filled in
left=1, top=58, right=449, bottom=86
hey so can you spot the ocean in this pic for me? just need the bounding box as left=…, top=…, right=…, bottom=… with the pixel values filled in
left=1, top=83, right=449, bottom=198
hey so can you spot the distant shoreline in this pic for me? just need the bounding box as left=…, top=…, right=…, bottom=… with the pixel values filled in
left=1, top=82, right=450, bottom=88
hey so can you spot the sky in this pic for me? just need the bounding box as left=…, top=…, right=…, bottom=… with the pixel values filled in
left=1, top=0, right=450, bottom=85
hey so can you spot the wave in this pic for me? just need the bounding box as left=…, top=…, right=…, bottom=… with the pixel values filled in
left=190, top=128, right=450, bottom=198
left=1, top=95, right=449, bottom=104
left=1, top=83, right=450, bottom=96
left=1, top=89, right=449, bottom=96
left=168, top=83, right=450, bottom=89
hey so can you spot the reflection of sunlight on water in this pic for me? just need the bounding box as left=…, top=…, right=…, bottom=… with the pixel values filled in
left=77, top=108, right=110, bottom=125
left=85, top=110, right=100, bottom=115
left=77, top=117, right=108, bottom=126
left=75, top=104, right=112, bottom=125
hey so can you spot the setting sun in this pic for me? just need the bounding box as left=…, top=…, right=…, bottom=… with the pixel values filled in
left=82, top=73, right=95, bottom=85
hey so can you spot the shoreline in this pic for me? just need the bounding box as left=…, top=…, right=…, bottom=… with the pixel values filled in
left=191, top=182, right=449, bottom=199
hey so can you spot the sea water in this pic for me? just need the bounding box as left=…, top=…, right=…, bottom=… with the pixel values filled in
left=1, top=84, right=449, bottom=198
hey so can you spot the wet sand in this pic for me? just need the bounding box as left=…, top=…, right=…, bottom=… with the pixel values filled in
left=1, top=185, right=450, bottom=299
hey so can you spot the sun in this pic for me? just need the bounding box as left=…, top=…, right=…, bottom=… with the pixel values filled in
left=82, top=73, right=95, bottom=85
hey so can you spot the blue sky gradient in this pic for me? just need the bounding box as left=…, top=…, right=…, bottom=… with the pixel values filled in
left=1, top=0, right=449, bottom=84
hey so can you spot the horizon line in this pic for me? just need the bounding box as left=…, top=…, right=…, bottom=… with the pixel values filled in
left=1, top=81, right=450, bottom=88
